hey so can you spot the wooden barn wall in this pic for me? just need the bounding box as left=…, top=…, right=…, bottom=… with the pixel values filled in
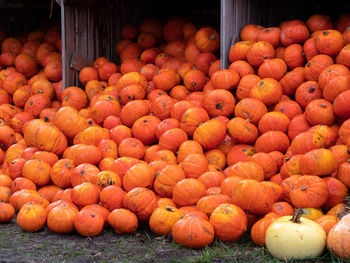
left=61, top=0, right=220, bottom=88
left=221, top=0, right=350, bottom=69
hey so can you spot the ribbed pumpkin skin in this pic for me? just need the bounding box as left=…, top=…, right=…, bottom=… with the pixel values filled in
left=290, top=175, right=329, bottom=208
left=299, top=149, right=337, bottom=176
left=251, top=212, right=280, bottom=245
left=16, top=202, right=47, bottom=232
left=74, top=209, right=104, bottom=237
left=210, top=203, right=247, bottom=242
left=47, top=203, right=78, bottom=234
left=123, top=187, right=158, bottom=221
left=327, top=213, right=350, bottom=259
left=23, top=119, right=67, bottom=155
left=53, top=106, right=89, bottom=139
left=232, top=179, right=274, bottom=215
left=108, top=208, right=138, bottom=234
left=149, top=206, right=183, bottom=236
left=172, top=216, right=214, bottom=248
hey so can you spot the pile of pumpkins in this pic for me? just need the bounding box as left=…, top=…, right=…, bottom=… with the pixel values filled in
left=0, top=12, right=349, bottom=261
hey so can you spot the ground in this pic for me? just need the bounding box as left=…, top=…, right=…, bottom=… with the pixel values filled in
left=0, top=219, right=341, bottom=263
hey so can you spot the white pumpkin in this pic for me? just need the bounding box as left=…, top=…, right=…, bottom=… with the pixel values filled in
left=265, top=209, right=326, bottom=260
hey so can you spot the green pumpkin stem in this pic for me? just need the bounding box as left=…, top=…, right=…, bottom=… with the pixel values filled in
left=290, top=208, right=304, bottom=224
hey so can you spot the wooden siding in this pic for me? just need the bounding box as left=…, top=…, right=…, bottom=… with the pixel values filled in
left=221, top=0, right=350, bottom=68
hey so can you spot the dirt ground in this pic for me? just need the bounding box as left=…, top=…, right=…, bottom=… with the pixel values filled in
left=0, top=218, right=336, bottom=263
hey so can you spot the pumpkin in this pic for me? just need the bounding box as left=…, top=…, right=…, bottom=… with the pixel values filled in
left=99, top=185, right=125, bottom=211
left=47, top=203, right=78, bottom=234
left=172, top=216, right=214, bottom=248
left=229, top=60, right=255, bottom=77
left=63, top=144, right=102, bottom=166
left=283, top=44, right=306, bottom=69
left=336, top=44, right=350, bottom=67
left=108, top=208, right=138, bottom=234
left=97, top=170, right=121, bottom=188
left=149, top=206, right=183, bottom=236
left=306, top=14, right=333, bottom=33
left=337, top=160, right=350, bottom=188
left=71, top=182, right=100, bottom=207
left=229, top=41, right=255, bottom=62
left=257, top=27, right=281, bottom=47
left=234, top=97, right=267, bottom=124
left=172, top=178, right=206, bottom=207
left=198, top=170, right=226, bottom=189
left=290, top=176, right=329, bottom=208
left=255, top=131, right=290, bottom=153
left=61, top=86, right=88, bottom=111
left=210, top=69, right=240, bottom=90
left=73, top=126, right=110, bottom=146
left=334, top=90, right=350, bottom=118
left=52, top=106, right=89, bottom=139
left=280, top=67, right=305, bottom=96
left=327, top=213, right=350, bottom=259
left=123, top=163, right=154, bottom=192
left=290, top=131, right=324, bottom=155
left=258, top=111, right=290, bottom=134
left=16, top=202, right=47, bottom=232
left=210, top=203, right=247, bottom=242
left=240, top=24, right=264, bottom=41
left=154, top=165, right=185, bottom=197
left=0, top=201, right=15, bottom=223
left=309, top=125, right=337, bottom=149
left=194, top=27, right=220, bottom=53
left=153, top=69, right=180, bottom=92
left=258, top=58, right=287, bottom=80
left=74, top=209, right=104, bottom=237
left=197, top=194, right=231, bottom=215
left=158, top=128, right=188, bottom=152
left=151, top=95, right=174, bottom=120
left=236, top=74, right=261, bottom=100
left=123, top=187, right=157, bottom=221
left=37, top=185, right=62, bottom=203
left=246, top=41, right=275, bottom=67
left=177, top=140, right=203, bottom=163
left=251, top=212, right=280, bottom=246
left=299, top=148, right=337, bottom=176
left=22, top=159, right=50, bottom=186
left=270, top=202, right=295, bottom=216
left=265, top=209, right=326, bottom=260
left=193, top=119, right=226, bottom=150
left=225, top=161, right=264, bottom=181
left=304, top=54, right=334, bottom=81
left=180, top=154, right=208, bottom=179
left=316, top=30, right=344, bottom=56
left=227, top=117, right=258, bottom=144
left=249, top=78, right=282, bottom=106
left=314, top=215, right=338, bottom=234
left=180, top=107, right=209, bottom=136
left=251, top=153, right=277, bottom=180
left=184, top=69, right=207, bottom=92
left=232, top=179, right=274, bottom=215
left=70, top=163, right=100, bottom=187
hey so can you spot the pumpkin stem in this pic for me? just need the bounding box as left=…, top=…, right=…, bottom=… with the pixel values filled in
left=290, top=208, right=304, bottom=224
left=166, top=206, right=175, bottom=212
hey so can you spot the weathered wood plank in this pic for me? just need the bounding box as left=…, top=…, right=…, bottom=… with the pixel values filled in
left=70, top=52, right=92, bottom=71
left=76, top=7, right=88, bottom=59
left=61, top=3, right=76, bottom=88
left=220, top=0, right=234, bottom=69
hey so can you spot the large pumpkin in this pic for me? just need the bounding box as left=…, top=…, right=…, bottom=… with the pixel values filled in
left=23, top=119, right=67, bottom=155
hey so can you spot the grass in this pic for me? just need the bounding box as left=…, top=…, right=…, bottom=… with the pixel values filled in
left=0, top=221, right=346, bottom=263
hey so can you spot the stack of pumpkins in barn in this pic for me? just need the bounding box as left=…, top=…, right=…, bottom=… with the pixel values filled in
left=0, top=12, right=349, bottom=260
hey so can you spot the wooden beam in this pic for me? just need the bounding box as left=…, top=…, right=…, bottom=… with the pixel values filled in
left=61, top=2, right=77, bottom=88
left=63, top=0, right=98, bottom=6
